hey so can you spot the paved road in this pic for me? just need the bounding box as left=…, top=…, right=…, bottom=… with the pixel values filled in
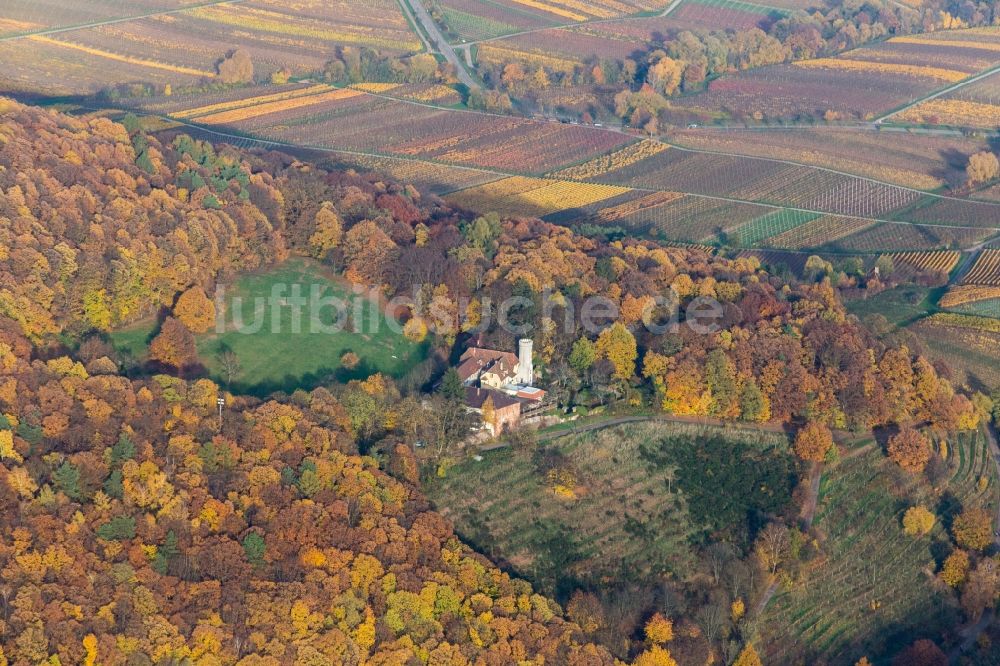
left=399, top=0, right=479, bottom=89
left=0, top=0, right=246, bottom=43
left=877, top=62, right=1000, bottom=122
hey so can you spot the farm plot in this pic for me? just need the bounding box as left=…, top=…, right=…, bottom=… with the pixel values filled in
left=760, top=215, right=874, bottom=250
left=721, top=209, right=820, bottom=247
left=736, top=249, right=812, bottom=276
left=675, top=31, right=1000, bottom=123
left=898, top=98, right=1000, bottom=129
left=900, top=196, right=1000, bottom=229
left=761, top=433, right=995, bottom=664
left=884, top=250, right=962, bottom=275
left=445, top=176, right=632, bottom=217
left=0, top=33, right=213, bottom=95
left=912, top=315, right=1000, bottom=388
left=196, top=90, right=634, bottom=174
left=426, top=421, right=793, bottom=596
left=824, top=221, right=993, bottom=253
left=590, top=194, right=772, bottom=241
left=550, top=139, right=669, bottom=180
left=664, top=0, right=788, bottom=32
left=941, top=285, right=1000, bottom=308
left=667, top=127, right=989, bottom=191
left=963, top=249, right=1000, bottom=285
left=159, top=83, right=334, bottom=118
left=184, top=0, right=422, bottom=54
left=477, top=43, right=583, bottom=76
left=486, top=27, right=648, bottom=63
left=322, top=153, right=504, bottom=195
left=0, top=0, right=423, bottom=95
left=436, top=0, right=557, bottom=42
left=946, top=298, right=1000, bottom=319
left=0, top=0, right=186, bottom=36
left=486, top=0, right=674, bottom=24
left=592, top=149, right=922, bottom=220
left=670, top=64, right=938, bottom=123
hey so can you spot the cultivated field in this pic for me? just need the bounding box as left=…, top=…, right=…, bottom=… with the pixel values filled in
left=761, top=432, right=996, bottom=664
left=912, top=313, right=1000, bottom=389
left=0, top=0, right=191, bottom=37
left=446, top=176, right=633, bottom=217
left=963, top=248, right=1000, bottom=286
left=672, top=27, right=1000, bottom=122
left=480, top=0, right=673, bottom=24
left=112, top=258, right=429, bottom=395
left=0, top=0, right=423, bottom=95
left=890, top=29, right=1000, bottom=128
left=667, top=127, right=989, bottom=191
left=884, top=250, right=962, bottom=275
left=149, top=84, right=633, bottom=174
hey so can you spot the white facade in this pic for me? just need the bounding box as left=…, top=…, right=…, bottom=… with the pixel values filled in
left=516, top=338, right=533, bottom=386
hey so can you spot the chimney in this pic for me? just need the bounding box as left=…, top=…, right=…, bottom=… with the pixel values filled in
left=518, top=338, right=533, bottom=386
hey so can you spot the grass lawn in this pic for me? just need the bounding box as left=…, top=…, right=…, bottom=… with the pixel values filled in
left=111, top=258, right=429, bottom=396
left=760, top=430, right=997, bottom=664
left=426, top=421, right=792, bottom=599
left=845, top=284, right=945, bottom=328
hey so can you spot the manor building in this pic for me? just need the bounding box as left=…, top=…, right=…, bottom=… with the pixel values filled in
left=458, top=339, right=545, bottom=434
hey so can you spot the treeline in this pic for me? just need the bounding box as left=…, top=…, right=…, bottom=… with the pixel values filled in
left=321, top=47, right=458, bottom=86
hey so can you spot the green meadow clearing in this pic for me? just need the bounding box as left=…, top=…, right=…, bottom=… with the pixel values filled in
left=112, top=258, right=429, bottom=395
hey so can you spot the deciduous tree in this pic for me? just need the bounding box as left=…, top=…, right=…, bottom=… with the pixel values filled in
left=149, top=317, right=197, bottom=369
left=902, top=505, right=935, bottom=536
left=794, top=421, right=833, bottom=462
left=887, top=428, right=930, bottom=473
left=952, top=507, right=993, bottom=551
left=174, top=286, right=216, bottom=334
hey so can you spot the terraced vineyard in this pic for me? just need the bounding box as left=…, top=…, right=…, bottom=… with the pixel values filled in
left=427, top=421, right=792, bottom=593
left=761, top=431, right=998, bottom=664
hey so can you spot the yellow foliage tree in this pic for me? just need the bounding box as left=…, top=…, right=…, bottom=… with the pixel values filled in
left=122, top=460, right=175, bottom=511
left=596, top=322, right=637, bottom=381
left=309, top=203, right=343, bottom=258
left=902, top=505, right=935, bottom=536
left=731, top=598, right=745, bottom=622
left=733, top=644, right=763, bottom=666
left=403, top=316, right=428, bottom=342
left=173, top=286, right=216, bottom=334
left=0, top=430, right=22, bottom=462
left=83, top=634, right=98, bottom=666
left=940, top=549, right=970, bottom=588
left=644, top=613, right=673, bottom=645
left=632, top=645, right=677, bottom=666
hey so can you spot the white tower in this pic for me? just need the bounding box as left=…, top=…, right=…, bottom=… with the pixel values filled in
left=517, top=338, right=534, bottom=386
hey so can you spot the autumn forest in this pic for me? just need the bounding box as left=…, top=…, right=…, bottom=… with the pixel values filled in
left=2, top=0, right=1000, bottom=659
